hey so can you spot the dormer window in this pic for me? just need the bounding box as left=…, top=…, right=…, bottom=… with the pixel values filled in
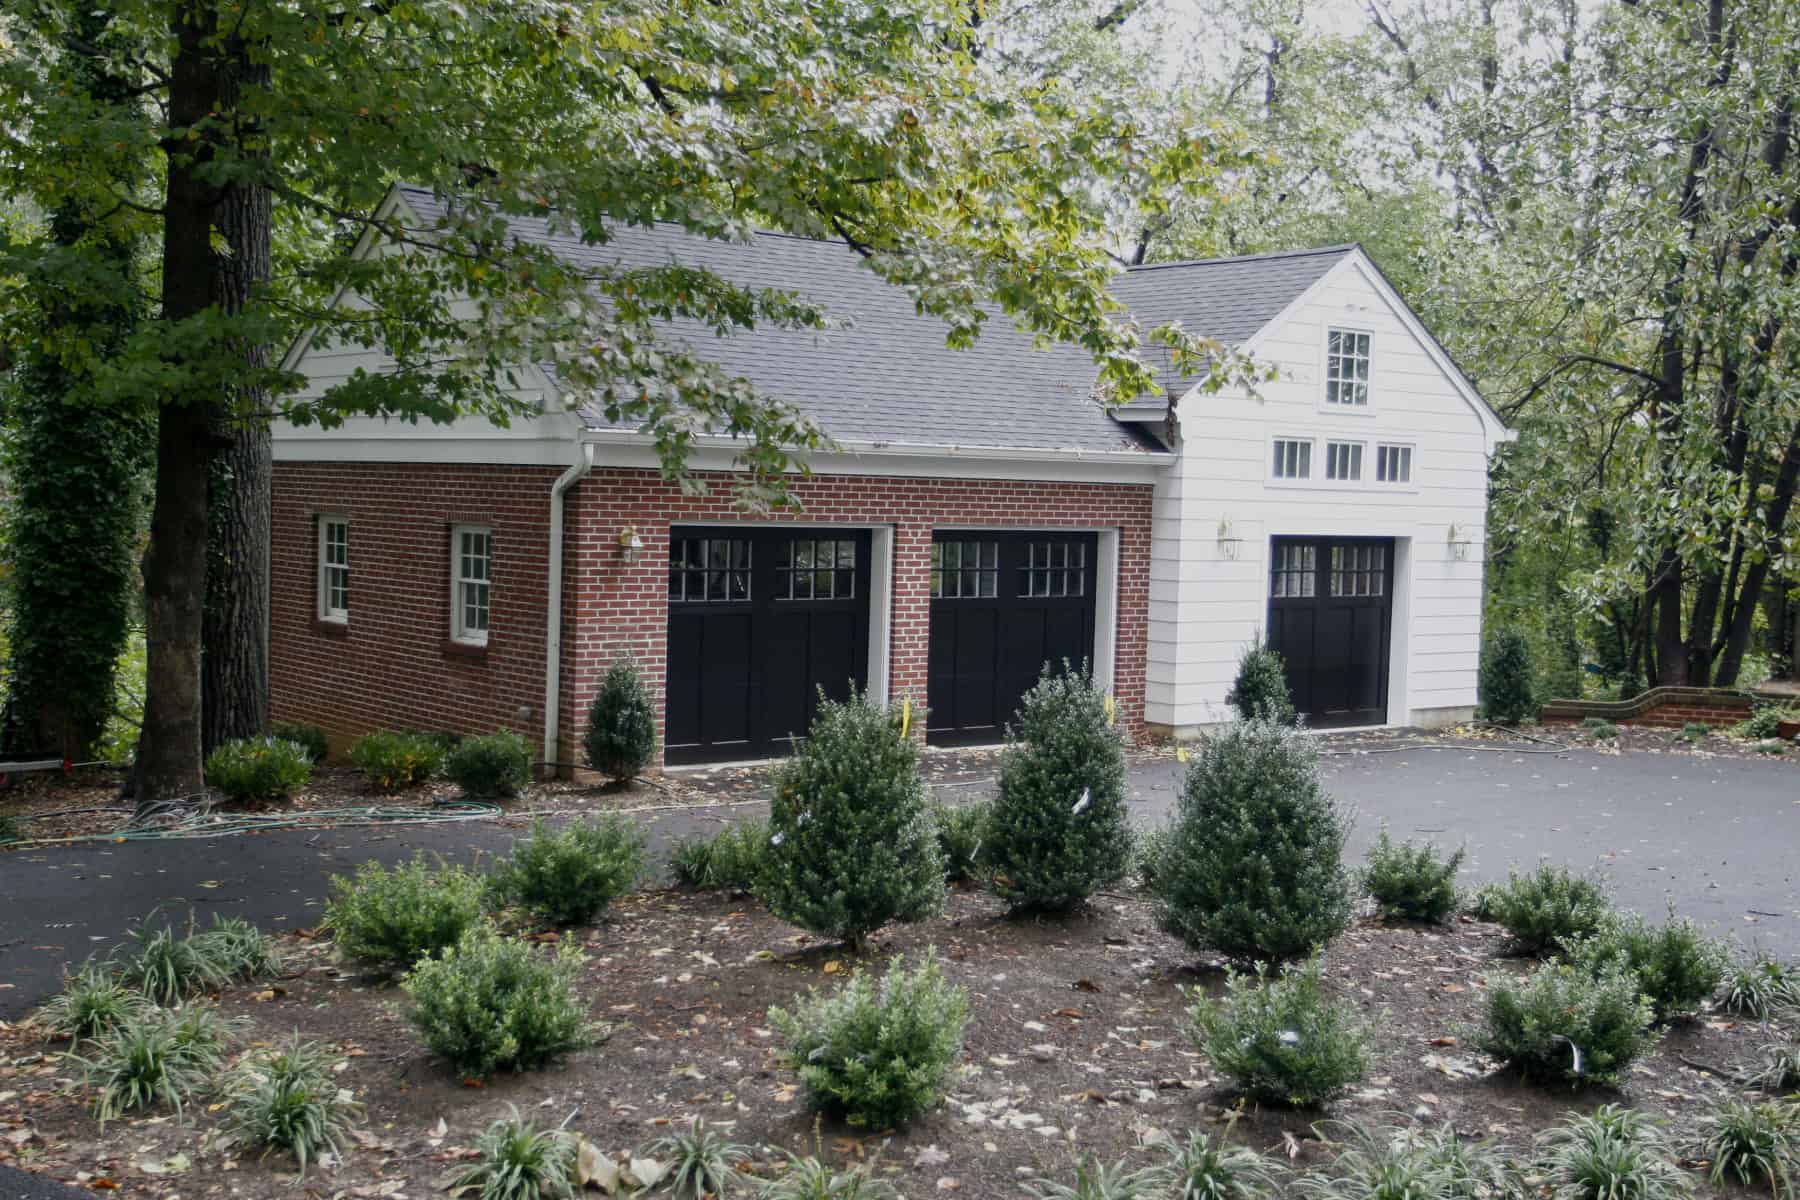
left=1326, top=329, right=1371, bottom=406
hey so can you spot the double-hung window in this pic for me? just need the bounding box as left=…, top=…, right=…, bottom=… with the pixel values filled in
left=451, top=525, right=493, bottom=646
left=317, top=516, right=349, bottom=623
left=1325, top=329, right=1371, bottom=406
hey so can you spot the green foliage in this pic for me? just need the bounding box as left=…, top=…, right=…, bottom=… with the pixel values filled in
left=1480, top=964, right=1656, bottom=1086
left=670, top=819, right=768, bottom=892
left=1295, top=1123, right=1518, bottom=1200
left=1475, top=864, right=1611, bottom=956
left=490, top=815, right=645, bottom=925
left=1153, top=721, right=1352, bottom=966
left=1679, top=722, right=1711, bottom=742
left=1028, top=1158, right=1160, bottom=1200
left=1361, top=828, right=1464, bottom=924
left=931, top=798, right=991, bottom=884
left=402, top=923, right=592, bottom=1077
left=324, top=853, right=491, bottom=967
left=1480, top=630, right=1537, bottom=724
left=222, top=1035, right=362, bottom=1175
left=1694, top=1100, right=1798, bottom=1196
left=762, top=1152, right=897, bottom=1200
left=269, top=721, right=330, bottom=764
left=1579, top=719, right=1620, bottom=740
left=1183, top=957, right=1367, bottom=1108
left=986, top=666, right=1133, bottom=911
left=1749, top=1037, right=1800, bottom=1093
left=583, top=659, right=657, bottom=783
left=1134, top=824, right=1172, bottom=889
left=1225, top=641, right=1297, bottom=726
left=40, top=962, right=148, bottom=1045
left=205, top=735, right=315, bottom=803
left=650, top=1119, right=752, bottom=1200
left=1541, top=601, right=1586, bottom=702
left=768, top=948, right=968, bottom=1129
left=453, top=1107, right=579, bottom=1200
left=446, top=730, right=534, bottom=799
left=1154, top=1130, right=1281, bottom=1200
left=1562, top=909, right=1729, bottom=1021
left=78, top=1004, right=231, bottom=1126
left=115, top=920, right=234, bottom=1005
left=350, top=730, right=446, bottom=792
left=195, top=914, right=284, bottom=981
left=1723, top=955, right=1800, bottom=1019
left=0, top=810, right=19, bottom=843
left=1735, top=705, right=1795, bottom=740
left=1536, top=1106, right=1691, bottom=1200
left=756, top=691, right=944, bottom=950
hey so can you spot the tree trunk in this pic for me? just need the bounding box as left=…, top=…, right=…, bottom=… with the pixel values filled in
left=201, top=106, right=274, bottom=754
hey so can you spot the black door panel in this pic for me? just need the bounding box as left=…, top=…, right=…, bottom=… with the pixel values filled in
left=1266, top=537, right=1393, bottom=729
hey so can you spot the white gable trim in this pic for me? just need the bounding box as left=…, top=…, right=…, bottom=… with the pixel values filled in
left=1175, top=248, right=1514, bottom=453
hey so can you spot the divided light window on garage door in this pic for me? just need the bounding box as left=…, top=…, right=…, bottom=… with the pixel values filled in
left=1330, top=543, right=1386, bottom=596
left=931, top=540, right=998, bottom=598
left=1271, top=542, right=1316, bottom=597
left=669, top=536, right=751, bottom=602
left=776, top=538, right=858, bottom=600
left=1021, top=540, right=1086, bottom=597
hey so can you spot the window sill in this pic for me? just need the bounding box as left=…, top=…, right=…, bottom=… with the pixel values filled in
left=314, top=618, right=350, bottom=638
left=443, top=639, right=489, bottom=661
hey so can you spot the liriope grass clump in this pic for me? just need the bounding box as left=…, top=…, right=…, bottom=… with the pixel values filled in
left=650, top=1118, right=753, bottom=1200
left=1693, top=1099, right=1798, bottom=1195
left=1536, top=1105, right=1692, bottom=1200
left=452, top=1107, right=579, bottom=1200
left=79, top=1004, right=233, bottom=1126
left=222, top=1034, right=363, bottom=1175
left=39, top=962, right=148, bottom=1045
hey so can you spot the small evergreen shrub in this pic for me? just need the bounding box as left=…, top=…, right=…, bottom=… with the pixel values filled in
left=1563, top=909, right=1728, bottom=1021
left=1134, top=824, right=1172, bottom=889
left=1184, top=957, right=1367, bottom=1107
left=1225, top=640, right=1297, bottom=726
left=931, top=798, right=991, bottom=884
left=453, top=1107, right=579, bottom=1200
left=490, top=815, right=645, bottom=925
left=1579, top=718, right=1620, bottom=739
left=403, top=923, right=592, bottom=1077
left=1735, top=704, right=1794, bottom=740
left=324, top=853, right=490, bottom=967
left=1154, top=1130, right=1281, bottom=1200
left=1680, top=721, right=1711, bottom=742
left=756, top=690, right=943, bottom=951
left=1028, top=1159, right=1160, bottom=1200
left=269, top=720, right=330, bottom=764
left=583, top=658, right=657, bottom=782
left=350, top=729, right=445, bottom=791
left=1694, top=1099, right=1797, bottom=1195
left=671, top=819, right=768, bottom=891
left=79, top=1004, right=231, bottom=1126
left=40, top=962, right=148, bottom=1045
left=1152, top=721, right=1352, bottom=966
left=1361, top=828, right=1463, bottom=923
left=1480, top=963, right=1655, bottom=1085
left=986, top=666, right=1133, bottom=912
left=222, top=1034, right=362, bottom=1175
left=768, top=948, right=968, bottom=1129
left=650, top=1118, right=753, bottom=1200
left=1722, top=955, right=1800, bottom=1019
left=115, top=920, right=234, bottom=1005
left=206, top=735, right=314, bottom=803
left=1479, top=629, right=1537, bottom=724
left=1537, top=1105, right=1691, bottom=1200
left=1477, top=863, right=1611, bottom=956
left=446, top=730, right=533, bottom=799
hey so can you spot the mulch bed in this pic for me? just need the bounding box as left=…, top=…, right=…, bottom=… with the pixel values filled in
left=0, top=880, right=1788, bottom=1198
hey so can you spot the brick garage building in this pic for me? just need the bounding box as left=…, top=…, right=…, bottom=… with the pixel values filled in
left=273, top=186, right=1510, bottom=767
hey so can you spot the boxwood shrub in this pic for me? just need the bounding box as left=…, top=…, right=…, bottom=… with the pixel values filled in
left=403, top=922, right=592, bottom=1077
left=323, top=853, right=490, bottom=967
left=268, top=721, right=330, bottom=765
left=1480, top=963, right=1656, bottom=1085
left=349, top=730, right=445, bottom=792
left=445, top=730, right=533, bottom=799
left=1184, top=957, right=1367, bottom=1107
left=490, top=814, right=645, bottom=925
left=205, top=736, right=314, bottom=804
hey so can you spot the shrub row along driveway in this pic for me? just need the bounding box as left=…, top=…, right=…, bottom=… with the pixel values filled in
left=1, top=737, right=1795, bottom=1023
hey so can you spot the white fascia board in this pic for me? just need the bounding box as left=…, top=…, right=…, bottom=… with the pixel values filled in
left=578, top=429, right=1173, bottom=485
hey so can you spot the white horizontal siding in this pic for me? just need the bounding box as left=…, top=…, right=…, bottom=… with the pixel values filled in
left=1145, top=256, right=1492, bottom=732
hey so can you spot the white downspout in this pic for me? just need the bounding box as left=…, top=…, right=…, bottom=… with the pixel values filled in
left=542, top=440, right=596, bottom=773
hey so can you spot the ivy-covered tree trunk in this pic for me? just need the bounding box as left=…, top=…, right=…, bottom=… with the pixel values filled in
left=201, top=137, right=274, bottom=755
left=0, top=13, right=150, bottom=762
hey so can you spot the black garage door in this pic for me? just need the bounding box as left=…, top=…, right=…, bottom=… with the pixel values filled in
left=927, top=531, right=1098, bottom=745
left=1266, top=536, right=1393, bottom=729
left=665, top=527, right=870, bottom=764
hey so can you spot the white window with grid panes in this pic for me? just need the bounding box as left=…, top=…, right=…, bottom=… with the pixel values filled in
left=1326, top=328, right=1371, bottom=406
left=931, top=540, right=998, bottom=598
left=318, top=515, right=349, bottom=622
left=1376, top=443, right=1413, bottom=484
left=1325, top=440, right=1363, bottom=482
left=1271, top=437, right=1312, bottom=480
left=450, top=525, right=492, bottom=646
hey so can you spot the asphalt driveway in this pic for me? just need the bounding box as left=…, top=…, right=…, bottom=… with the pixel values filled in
left=2, top=738, right=1796, bottom=1025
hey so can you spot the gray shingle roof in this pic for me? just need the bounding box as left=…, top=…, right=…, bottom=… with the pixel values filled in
left=396, top=187, right=1352, bottom=456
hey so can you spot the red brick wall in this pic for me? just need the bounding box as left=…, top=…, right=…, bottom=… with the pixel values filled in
left=561, top=468, right=1154, bottom=764
left=271, top=461, right=1155, bottom=767
left=270, top=463, right=563, bottom=751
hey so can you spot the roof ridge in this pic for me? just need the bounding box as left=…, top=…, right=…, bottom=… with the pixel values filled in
left=1124, top=244, right=1360, bottom=272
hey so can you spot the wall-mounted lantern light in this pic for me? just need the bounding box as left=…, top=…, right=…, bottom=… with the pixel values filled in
left=1216, top=517, right=1245, bottom=561
left=617, top=526, right=644, bottom=563
left=1446, top=522, right=1474, bottom=561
